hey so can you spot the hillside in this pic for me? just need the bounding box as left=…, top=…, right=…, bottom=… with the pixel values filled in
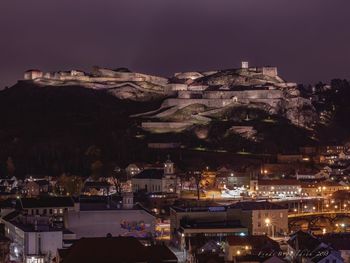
left=0, top=81, right=320, bottom=178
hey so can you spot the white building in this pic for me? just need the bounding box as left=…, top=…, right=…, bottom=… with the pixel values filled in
left=64, top=195, right=156, bottom=239
left=2, top=214, right=63, bottom=263
left=251, top=179, right=302, bottom=198
left=227, top=201, right=289, bottom=236
left=131, top=158, right=178, bottom=193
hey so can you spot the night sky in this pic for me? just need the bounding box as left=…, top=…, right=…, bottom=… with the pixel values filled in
left=1, top=0, right=350, bottom=88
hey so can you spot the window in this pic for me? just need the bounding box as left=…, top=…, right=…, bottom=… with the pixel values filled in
left=49, top=209, right=52, bottom=214
left=43, top=209, right=47, bottom=215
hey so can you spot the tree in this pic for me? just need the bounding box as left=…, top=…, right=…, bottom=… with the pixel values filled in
left=6, top=157, right=15, bottom=177
left=57, top=174, right=84, bottom=196
left=91, top=160, right=104, bottom=179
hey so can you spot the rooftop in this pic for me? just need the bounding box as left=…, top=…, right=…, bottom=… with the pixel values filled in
left=320, top=233, right=350, bottom=250
left=227, top=235, right=281, bottom=255
left=288, top=230, right=321, bottom=251
left=258, top=179, right=301, bottom=186
left=171, top=206, right=227, bottom=213
left=60, top=237, right=177, bottom=263
left=19, top=196, right=74, bottom=209
left=181, top=220, right=245, bottom=230
left=133, top=169, right=164, bottom=180
left=229, top=201, right=287, bottom=211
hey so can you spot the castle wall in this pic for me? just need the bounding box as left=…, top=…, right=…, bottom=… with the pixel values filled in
left=262, top=67, right=278, bottom=78
left=163, top=98, right=238, bottom=108
left=141, top=122, right=193, bottom=133
left=163, top=95, right=283, bottom=110
left=178, top=91, right=203, bottom=99
left=94, top=68, right=168, bottom=85
left=166, top=84, right=188, bottom=91
left=174, top=72, right=203, bottom=80
left=202, top=90, right=284, bottom=99
left=24, top=71, right=43, bottom=80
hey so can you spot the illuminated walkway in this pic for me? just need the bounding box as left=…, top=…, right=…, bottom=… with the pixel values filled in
left=288, top=211, right=350, bottom=218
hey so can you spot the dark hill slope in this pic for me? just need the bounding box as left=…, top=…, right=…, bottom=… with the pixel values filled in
left=0, top=82, right=162, bottom=177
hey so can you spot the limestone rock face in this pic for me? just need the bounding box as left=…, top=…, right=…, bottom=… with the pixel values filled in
left=283, top=97, right=317, bottom=128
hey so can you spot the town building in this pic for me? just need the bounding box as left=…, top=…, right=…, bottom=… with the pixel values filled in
left=320, top=233, right=350, bottom=262
left=225, top=235, right=282, bottom=262
left=131, top=158, right=178, bottom=193
left=250, top=179, right=302, bottom=198
left=301, top=181, right=348, bottom=197
left=63, top=194, right=156, bottom=239
left=2, top=212, right=64, bottom=263
left=18, top=197, right=75, bottom=218
left=170, top=201, right=287, bottom=250
left=288, top=230, right=344, bottom=263
left=227, top=201, right=289, bottom=236
left=125, top=163, right=142, bottom=177
left=170, top=205, right=248, bottom=249
left=22, top=180, right=49, bottom=197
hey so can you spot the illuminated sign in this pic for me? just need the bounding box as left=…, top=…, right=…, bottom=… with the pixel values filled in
left=208, top=206, right=226, bottom=212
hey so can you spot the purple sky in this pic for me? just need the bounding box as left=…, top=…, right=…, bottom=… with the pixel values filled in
left=1, top=0, right=350, bottom=88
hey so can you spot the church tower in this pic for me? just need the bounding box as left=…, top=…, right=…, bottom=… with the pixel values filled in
left=249, top=171, right=259, bottom=194
left=164, top=155, right=175, bottom=175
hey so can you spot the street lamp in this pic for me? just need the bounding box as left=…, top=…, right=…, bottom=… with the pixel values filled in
left=304, top=205, right=308, bottom=212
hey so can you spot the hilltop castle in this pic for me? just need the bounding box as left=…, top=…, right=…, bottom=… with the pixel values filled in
left=23, top=62, right=315, bottom=130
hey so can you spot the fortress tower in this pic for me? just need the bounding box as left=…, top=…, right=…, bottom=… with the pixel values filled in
left=24, top=69, right=43, bottom=80
left=241, top=61, right=249, bottom=69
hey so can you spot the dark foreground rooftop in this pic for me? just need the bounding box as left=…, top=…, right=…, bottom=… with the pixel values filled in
left=59, top=236, right=177, bottom=263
